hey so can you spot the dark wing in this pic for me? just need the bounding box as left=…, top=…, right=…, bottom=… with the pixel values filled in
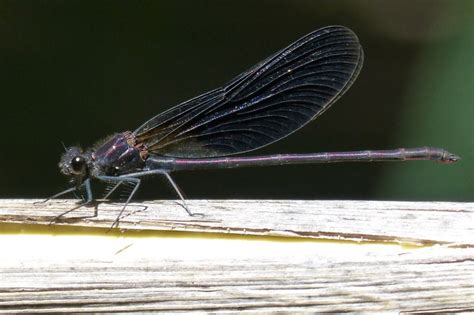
left=134, top=25, right=363, bottom=158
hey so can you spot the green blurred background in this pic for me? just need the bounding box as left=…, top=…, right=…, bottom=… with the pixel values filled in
left=0, top=0, right=472, bottom=202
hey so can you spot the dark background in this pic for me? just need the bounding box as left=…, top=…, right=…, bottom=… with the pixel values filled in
left=0, top=1, right=472, bottom=202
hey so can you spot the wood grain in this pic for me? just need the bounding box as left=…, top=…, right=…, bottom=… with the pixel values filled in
left=0, top=199, right=472, bottom=313
left=0, top=199, right=472, bottom=245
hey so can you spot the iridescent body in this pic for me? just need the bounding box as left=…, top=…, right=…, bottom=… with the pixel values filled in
left=42, top=26, right=459, bottom=228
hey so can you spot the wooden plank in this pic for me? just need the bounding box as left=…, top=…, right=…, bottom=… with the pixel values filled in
left=0, top=236, right=473, bottom=313
left=0, top=199, right=473, bottom=313
left=0, top=199, right=472, bottom=245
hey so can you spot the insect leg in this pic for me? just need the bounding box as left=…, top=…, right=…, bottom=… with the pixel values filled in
left=96, top=175, right=141, bottom=228
left=117, top=170, right=200, bottom=217
left=103, top=181, right=123, bottom=199
left=49, top=178, right=95, bottom=224
left=34, top=186, right=79, bottom=205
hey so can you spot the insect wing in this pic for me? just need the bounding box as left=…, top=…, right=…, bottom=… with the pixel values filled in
left=135, top=25, right=363, bottom=158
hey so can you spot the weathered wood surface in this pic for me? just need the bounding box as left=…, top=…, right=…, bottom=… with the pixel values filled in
left=0, top=199, right=472, bottom=245
left=0, top=199, right=473, bottom=313
left=1, top=245, right=473, bottom=313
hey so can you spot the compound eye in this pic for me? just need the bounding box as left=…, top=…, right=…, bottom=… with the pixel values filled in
left=71, top=156, right=86, bottom=174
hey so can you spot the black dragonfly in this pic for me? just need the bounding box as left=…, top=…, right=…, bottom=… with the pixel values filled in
left=41, top=26, right=459, bottom=227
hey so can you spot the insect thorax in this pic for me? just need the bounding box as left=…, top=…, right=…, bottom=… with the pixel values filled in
left=90, top=131, right=148, bottom=176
